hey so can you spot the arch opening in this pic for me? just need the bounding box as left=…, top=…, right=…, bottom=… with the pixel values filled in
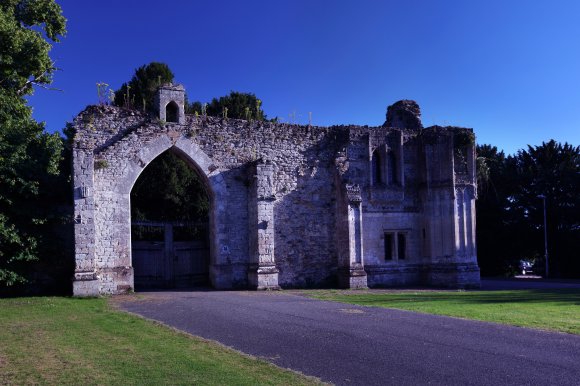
left=166, top=101, right=179, bottom=123
left=130, top=148, right=211, bottom=290
left=387, top=151, right=398, bottom=185
left=372, top=149, right=382, bottom=185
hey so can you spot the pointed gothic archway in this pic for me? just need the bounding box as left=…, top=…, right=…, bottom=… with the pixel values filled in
left=130, top=148, right=210, bottom=290
left=119, top=137, right=224, bottom=292
left=72, top=130, right=231, bottom=296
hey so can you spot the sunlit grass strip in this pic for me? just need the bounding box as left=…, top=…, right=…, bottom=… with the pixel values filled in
left=306, top=289, right=580, bottom=335
left=0, top=297, right=323, bottom=385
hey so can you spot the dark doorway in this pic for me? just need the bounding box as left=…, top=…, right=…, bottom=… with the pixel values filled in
left=131, top=149, right=210, bottom=290
left=166, top=101, right=179, bottom=123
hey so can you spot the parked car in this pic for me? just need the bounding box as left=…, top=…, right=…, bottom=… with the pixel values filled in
left=519, top=260, right=534, bottom=275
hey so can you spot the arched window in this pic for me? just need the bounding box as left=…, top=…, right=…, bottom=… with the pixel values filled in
left=166, top=101, right=179, bottom=123
left=387, top=151, right=398, bottom=185
left=372, top=149, right=382, bottom=185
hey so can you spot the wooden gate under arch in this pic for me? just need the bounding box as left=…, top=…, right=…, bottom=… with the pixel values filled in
left=131, top=221, right=209, bottom=290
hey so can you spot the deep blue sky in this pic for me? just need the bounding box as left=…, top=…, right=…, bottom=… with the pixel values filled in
left=29, top=0, right=580, bottom=154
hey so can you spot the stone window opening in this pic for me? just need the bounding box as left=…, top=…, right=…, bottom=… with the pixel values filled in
left=384, top=231, right=407, bottom=261
left=384, top=233, right=393, bottom=260
left=387, top=151, right=398, bottom=186
left=397, top=233, right=406, bottom=260
left=166, top=101, right=179, bottom=123
left=372, top=146, right=402, bottom=188
left=372, top=148, right=383, bottom=186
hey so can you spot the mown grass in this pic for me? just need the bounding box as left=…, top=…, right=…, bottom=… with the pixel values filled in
left=306, top=289, right=580, bottom=335
left=0, top=297, right=322, bottom=385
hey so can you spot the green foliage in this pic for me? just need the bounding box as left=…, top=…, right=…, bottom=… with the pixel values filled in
left=93, top=159, right=108, bottom=170
left=131, top=151, right=209, bottom=222
left=0, top=0, right=66, bottom=95
left=0, top=0, right=66, bottom=286
left=509, top=141, right=580, bottom=276
left=96, top=82, right=114, bottom=105
left=185, top=100, right=203, bottom=115
left=114, top=62, right=174, bottom=112
left=476, top=141, right=580, bottom=277
left=453, top=130, right=475, bottom=148
left=189, top=91, right=267, bottom=121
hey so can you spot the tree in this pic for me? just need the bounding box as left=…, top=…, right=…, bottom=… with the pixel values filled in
left=114, top=62, right=174, bottom=112
left=476, top=145, right=530, bottom=275
left=0, top=0, right=66, bottom=286
left=476, top=141, right=580, bottom=278
left=509, top=141, right=580, bottom=277
left=114, top=62, right=271, bottom=122
left=189, top=91, right=267, bottom=121
left=131, top=151, right=209, bottom=223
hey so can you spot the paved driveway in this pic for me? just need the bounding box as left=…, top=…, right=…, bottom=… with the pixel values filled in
left=116, top=289, right=580, bottom=386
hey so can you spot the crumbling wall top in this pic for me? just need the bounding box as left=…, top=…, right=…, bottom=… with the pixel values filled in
left=384, top=100, right=423, bottom=130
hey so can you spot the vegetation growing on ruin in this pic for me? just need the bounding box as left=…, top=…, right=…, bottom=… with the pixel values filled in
left=114, top=62, right=174, bottom=111
left=113, top=61, right=271, bottom=121
left=189, top=90, right=268, bottom=121
left=93, top=159, right=109, bottom=170
left=454, top=130, right=476, bottom=148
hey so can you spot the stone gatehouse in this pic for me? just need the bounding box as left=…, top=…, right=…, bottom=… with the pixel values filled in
left=72, top=84, right=480, bottom=296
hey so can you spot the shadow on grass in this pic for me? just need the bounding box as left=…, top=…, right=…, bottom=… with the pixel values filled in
left=323, top=289, right=580, bottom=306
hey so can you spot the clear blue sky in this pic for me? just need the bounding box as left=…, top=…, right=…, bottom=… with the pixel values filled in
left=29, top=0, right=580, bottom=155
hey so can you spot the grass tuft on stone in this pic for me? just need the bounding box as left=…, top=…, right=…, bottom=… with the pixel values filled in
left=0, top=297, right=323, bottom=385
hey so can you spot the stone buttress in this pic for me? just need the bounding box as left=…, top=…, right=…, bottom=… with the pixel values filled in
left=248, top=160, right=279, bottom=289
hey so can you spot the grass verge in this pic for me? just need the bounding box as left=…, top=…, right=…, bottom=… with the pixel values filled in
left=0, top=297, right=323, bottom=385
left=305, top=289, right=580, bottom=335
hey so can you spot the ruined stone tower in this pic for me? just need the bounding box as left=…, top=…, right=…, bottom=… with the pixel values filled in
left=71, top=87, right=480, bottom=296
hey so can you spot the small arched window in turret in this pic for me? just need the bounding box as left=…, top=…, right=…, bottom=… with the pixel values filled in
left=166, top=101, right=179, bottom=123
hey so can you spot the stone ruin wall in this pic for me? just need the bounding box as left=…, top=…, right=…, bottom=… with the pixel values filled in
left=73, top=106, right=352, bottom=292
left=72, top=95, right=480, bottom=295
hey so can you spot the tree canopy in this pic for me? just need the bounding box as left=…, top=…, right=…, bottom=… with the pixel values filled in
left=0, top=0, right=66, bottom=96
left=188, top=91, right=267, bottom=121
left=114, top=62, right=174, bottom=112
left=476, top=140, right=580, bottom=277
left=114, top=61, right=270, bottom=122
left=131, top=150, right=209, bottom=223
left=0, top=0, right=66, bottom=286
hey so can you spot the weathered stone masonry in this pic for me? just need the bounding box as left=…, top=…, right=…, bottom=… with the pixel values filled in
left=72, top=85, right=480, bottom=296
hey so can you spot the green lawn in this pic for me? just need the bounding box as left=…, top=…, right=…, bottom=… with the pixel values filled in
left=0, top=297, right=322, bottom=385
left=306, top=289, right=580, bottom=335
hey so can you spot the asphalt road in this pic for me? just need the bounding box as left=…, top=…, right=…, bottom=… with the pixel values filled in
left=116, top=288, right=580, bottom=386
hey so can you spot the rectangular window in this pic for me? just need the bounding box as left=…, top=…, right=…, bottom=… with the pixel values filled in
left=398, top=233, right=406, bottom=260
left=384, top=233, right=393, bottom=260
